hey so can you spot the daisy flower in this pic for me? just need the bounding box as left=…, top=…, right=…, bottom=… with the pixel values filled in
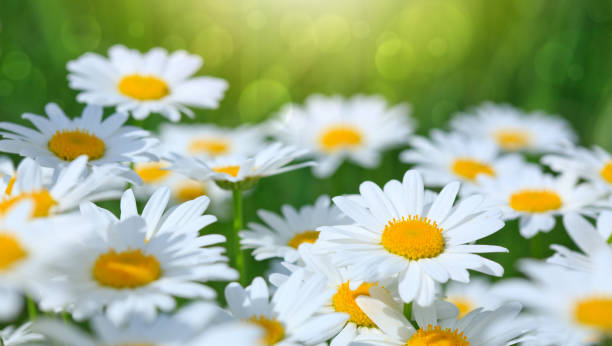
left=400, top=130, right=525, bottom=190
left=543, top=144, right=612, bottom=193
left=0, top=103, right=157, bottom=169
left=0, top=156, right=133, bottom=218
left=450, top=102, right=576, bottom=153
left=167, top=142, right=312, bottom=190
left=354, top=286, right=529, bottom=346
left=476, top=165, right=601, bottom=238
left=40, top=187, right=237, bottom=325
left=547, top=212, right=612, bottom=272
left=317, top=170, right=507, bottom=306
left=239, top=195, right=349, bottom=262
left=132, top=160, right=230, bottom=216
left=34, top=303, right=260, bottom=346
left=0, top=323, right=43, bottom=346
left=495, top=251, right=612, bottom=345
left=160, top=123, right=266, bottom=158
left=272, top=94, right=414, bottom=178
left=224, top=269, right=348, bottom=346
left=67, top=45, right=228, bottom=121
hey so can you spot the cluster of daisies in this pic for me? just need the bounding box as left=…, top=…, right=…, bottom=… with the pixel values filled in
left=0, top=44, right=611, bottom=346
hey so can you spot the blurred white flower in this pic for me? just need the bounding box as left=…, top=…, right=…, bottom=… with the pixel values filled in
left=543, top=144, right=612, bottom=193
left=67, top=45, right=228, bottom=121
left=0, top=323, right=43, bottom=346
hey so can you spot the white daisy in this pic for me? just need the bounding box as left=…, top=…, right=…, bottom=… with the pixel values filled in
left=34, top=302, right=260, bottom=346
left=317, top=170, right=507, bottom=306
left=548, top=212, right=612, bottom=272
left=67, top=44, right=228, bottom=121
left=0, top=156, right=133, bottom=218
left=0, top=103, right=157, bottom=169
left=476, top=165, right=601, bottom=238
left=167, top=142, right=312, bottom=190
left=132, top=160, right=230, bottom=217
left=224, top=269, right=348, bottom=346
left=400, top=130, right=526, bottom=190
left=40, top=187, right=237, bottom=325
left=450, top=102, right=576, bottom=153
left=272, top=94, right=414, bottom=178
left=160, top=123, right=266, bottom=158
left=354, top=286, right=529, bottom=346
left=0, top=323, right=43, bottom=346
left=239, top=195, right=349, bottom=262
left=543, top=144, right=612, bottom=193
left=495, top=251, right=612, bottom=345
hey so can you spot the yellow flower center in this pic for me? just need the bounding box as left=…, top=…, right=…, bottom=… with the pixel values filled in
left=287, top=230, right=320, bottom=248
left=574, top=297, right=612, bottom=332
left=48, top=129, right=106, bottom=162
left=319, top=125, right=363, bottom=152
left=445, top=297, right=475, bottom=319
left=0, top=233, right=27, bottom=271
left=381, top=216, right=445, bottom=260
left=248, top=315, right=285, bottom=346
left=118, top=74, right=169, bottom=101
left=213, top=165, right=240, bottom=177
left=92, top=249, right=161, bottom=289
left=406, top=325, right=469, bottom=346
left=134, top=162, right=171, bottom=184
left=600, top=162, right=612, bottom=185
left=332, top=281, right=378, bottom=328
left=0, top=190, right=57, bottom=218
left=188, top=138, right=230, bottom=156
left=451, top=158, right=495, bottom=181
left=493, top=129, right=531, bottom=150
left=509, top=189, right=562, bottom=213
left=174, top=180, right=208, bottom=202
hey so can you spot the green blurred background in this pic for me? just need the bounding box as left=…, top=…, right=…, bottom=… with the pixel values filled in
left=1, top=0, right=612, bottom=294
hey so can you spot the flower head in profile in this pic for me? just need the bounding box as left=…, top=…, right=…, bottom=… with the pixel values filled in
left=400, top=130, right=525, bottom=191
left=240, top=195, right=349, bottom=263
left=317, top=170, right=507, bottom=306
left=0, top=103, right=157, bottom=169
left=354, top=286, right=529, bottom=346
left=67, top=45, right=228, bottom=121
left=272, top=94, right=414, bottom=178
left=225, top=270, right=348, bottom=346
left=450, top=102, right=575, bottom=153
left=476, top=165, right=601, bottom=238
left=543, top=144, right=612, bottom=193
left=167, top=143, right=312, bottom=190
left=40, top=187, right=237, bottom=325
left=0, top=156, right=134, bottom=218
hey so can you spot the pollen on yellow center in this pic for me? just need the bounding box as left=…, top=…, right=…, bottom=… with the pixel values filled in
left=213, top=165, right=240, bottom=177
left=493, top=129, right=531, bottom=150
left=248, top=315, right=285, bottom=346
left=574, top=297, right=612, bottom=332
left=92, top=249, right=161, bottom=289
left=118, top=74, right=169, bottom=101
left=509, top=189, right=562, bottom=213
left=287, top=230, right=320, bottom=249
left=406, top=325, right=469, bottom=346
left=0, top=190, right=57, bottom=218
left=134, top=162, right=171, bottom=184
left=319, top=125, right=363, bottom=152
left=600, top=162, right=612, bottom=185
left=188, top=138, right=230, bottom=156
left=451, top=158, right=495, bottom=181
left=381, top=216, right=445, bottom=260
left=0, top=233, right=27, bottom=271
left=445, top=297, right=475, bottom=319
left=48, top=129, right=106, bottom=161
left=332, top=281, right=378, bottom=328
left=174, top=180, right=208, bottom=202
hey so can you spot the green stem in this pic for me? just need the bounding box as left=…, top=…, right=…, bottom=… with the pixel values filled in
left=26, top=296, right=37, bottom=321
left=529, top=233, right=543, bottom=259
left=232, top=188, right=247, bottom=285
